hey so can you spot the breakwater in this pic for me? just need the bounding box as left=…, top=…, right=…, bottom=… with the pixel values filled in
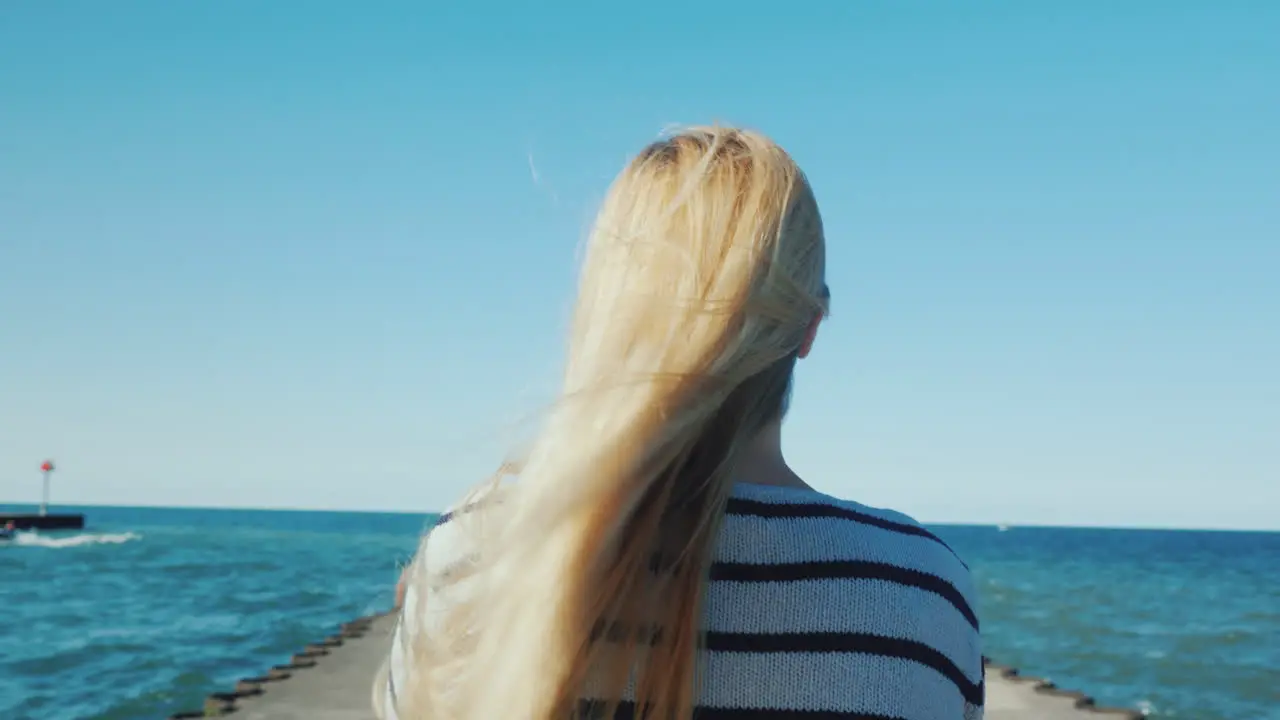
left=167, top=612, right=396, bottom=720
left=0, top=512, right=85, bottom=531
left=167, top=611, right=1145, bottom=719
left=984, top=659, right=1145, bottom=719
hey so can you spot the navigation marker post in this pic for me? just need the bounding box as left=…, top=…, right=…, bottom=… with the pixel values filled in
left=40, top=459, right=56, bottom=516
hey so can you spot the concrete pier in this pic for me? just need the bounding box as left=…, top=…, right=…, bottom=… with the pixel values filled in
left=984, top=661, right=1144, bottom=719
left=171, top=612, right=1144, bottom=719
left=167, top=613, right=397, bottom=720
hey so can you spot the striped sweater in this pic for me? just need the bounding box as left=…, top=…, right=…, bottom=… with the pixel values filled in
left=385, top=482, right=983, bottom=719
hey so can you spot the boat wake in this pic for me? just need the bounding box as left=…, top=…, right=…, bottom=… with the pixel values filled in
left=9, top=531, right=141, bottom=548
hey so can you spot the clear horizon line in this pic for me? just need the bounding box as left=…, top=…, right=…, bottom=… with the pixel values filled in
left=3, top=499, right=1277, bottom=534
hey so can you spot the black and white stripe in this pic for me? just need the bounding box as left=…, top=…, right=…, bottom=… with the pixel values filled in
left=724, top=497, right=968, bottom=569
left=388, top=483, right=984, bottom=720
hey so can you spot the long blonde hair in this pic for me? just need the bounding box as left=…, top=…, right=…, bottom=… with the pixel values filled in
left=388, top=126, right=827, bottom=720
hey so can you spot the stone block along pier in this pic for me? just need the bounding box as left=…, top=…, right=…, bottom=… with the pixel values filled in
left=167, top=613, right=398, bottom=720
left=169, top=611, right=1145, bottom=719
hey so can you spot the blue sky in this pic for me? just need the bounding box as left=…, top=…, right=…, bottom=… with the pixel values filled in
left=1, top=2, right=1276, bottom=529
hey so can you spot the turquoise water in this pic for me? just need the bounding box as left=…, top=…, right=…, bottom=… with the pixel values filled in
left=1, top=505, right=1276, bottom=720
left=0, top=505, right=428, bottom=720
left=938, top=525, right=1280, bottom=719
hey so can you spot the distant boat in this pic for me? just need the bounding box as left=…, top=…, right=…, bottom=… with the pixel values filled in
left=997, top=524, right=1011, bottom=532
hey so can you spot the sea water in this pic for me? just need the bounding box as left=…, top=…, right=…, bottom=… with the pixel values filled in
left=1, top=505, right=1276, bottom=719
left=938, top=524, right=1279, bottom=719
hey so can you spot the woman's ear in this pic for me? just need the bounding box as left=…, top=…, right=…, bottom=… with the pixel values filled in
left=797, top=314, right=822, bottom=359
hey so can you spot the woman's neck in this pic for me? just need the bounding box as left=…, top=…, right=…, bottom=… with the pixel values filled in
left=733, top=420, right=812, bottom=491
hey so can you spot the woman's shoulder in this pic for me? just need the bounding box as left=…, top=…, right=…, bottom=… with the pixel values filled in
left=718, top=483, right=984, bottom=712
left=723, top=482, right=976, bottom=595
left=728, top=482, right=959, bottom=542
left=728, top=482, right=935, bottom=528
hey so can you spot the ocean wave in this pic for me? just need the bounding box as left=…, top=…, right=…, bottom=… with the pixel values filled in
left=9, top=532, right=141, bottom=549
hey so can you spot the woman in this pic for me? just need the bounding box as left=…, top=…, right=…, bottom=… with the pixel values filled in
left=378, top=127, right=983, bottom=720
